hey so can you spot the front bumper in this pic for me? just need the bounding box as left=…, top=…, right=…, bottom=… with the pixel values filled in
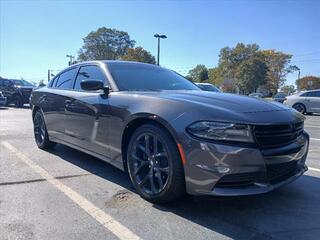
left=0, top=97, right=7, bottom=106
left=183, top=131, right=309, bottom=196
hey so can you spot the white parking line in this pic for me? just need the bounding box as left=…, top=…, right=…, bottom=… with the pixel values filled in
left=305, top=125, right=320, bottom=129
left=311, top=138, right=320, bottom=141
left=309, top=167, right=320, bottom=173
left=1, top=141, right=141, bottom=240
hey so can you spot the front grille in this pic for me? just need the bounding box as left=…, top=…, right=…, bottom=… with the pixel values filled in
left=253, top=122, right=304, bottom=148
left=215, top=161, right=299, bottom=189
left=266, top=161, right=298, bottom=184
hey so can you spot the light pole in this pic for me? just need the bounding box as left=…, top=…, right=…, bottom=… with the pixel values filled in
left=66, top=54, right=75, bottom=66
left=47, top=69, right=56, bottom=82
left=154, top=34, right=167, bottom=65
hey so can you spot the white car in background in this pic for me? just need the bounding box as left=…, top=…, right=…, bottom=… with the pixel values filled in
left=195, top=83, right=221, bottom=92
left=284, top=89, right=320, bottom=114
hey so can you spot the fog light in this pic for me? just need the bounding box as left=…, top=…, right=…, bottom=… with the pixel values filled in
left=216, top=166, right=230, bottom=173
left=195, top=164, right=230, bottom=174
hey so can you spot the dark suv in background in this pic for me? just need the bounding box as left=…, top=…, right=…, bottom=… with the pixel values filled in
left=0, top=79, right=34, bottom=107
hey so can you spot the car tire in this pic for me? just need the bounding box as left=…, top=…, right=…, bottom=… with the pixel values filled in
left=127, top=124, right=185, bottom=203
left=33, top=110, right=56, bottom=149
left=293, top=103, right=306, bottom=114
left=13, top=95, right=23, bottom=108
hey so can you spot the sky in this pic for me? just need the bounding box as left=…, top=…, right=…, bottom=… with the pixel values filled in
left=0, top=0, right=319, bottom=86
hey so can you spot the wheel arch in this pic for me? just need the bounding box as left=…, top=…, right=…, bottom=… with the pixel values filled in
left=121, top=114, right=180, bottom=171
left=293, top=102, right=307, bottom=113
left=32, top=105, right=41, bottom=119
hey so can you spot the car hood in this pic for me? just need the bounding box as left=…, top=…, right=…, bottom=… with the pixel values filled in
left=149, top=91, right=291, bottom=113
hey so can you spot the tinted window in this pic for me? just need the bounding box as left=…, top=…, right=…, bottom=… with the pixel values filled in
left=55, top=68, right=76, bottom=89
left=50, top=76, right=59, bottom=88
left=198, top=84, right=220, bottom=92
left=302, top=91, right=319, bottom=97
left=12, top=80, right=34, bottom=86
left=274, top=92, right=287, bottom=98
left=74, top=65, right=106, bottom=90
left=108, top=63, right=200, bottom=91
left=1, top=80, right=13, bottom=87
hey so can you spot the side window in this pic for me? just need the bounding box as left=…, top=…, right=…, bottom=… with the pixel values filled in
left=0, top=80, right=3, bottom=87
left=74, top=65, right=107, bottom=90
left=55, top=68, right=76, bottom=89
left=3, top=80, right=13, bottom=87
left=313, top=91, right=320, bottom=97
left=50, top=76, right=59, bottom=88
left=301, top=92, right=312, bottom=97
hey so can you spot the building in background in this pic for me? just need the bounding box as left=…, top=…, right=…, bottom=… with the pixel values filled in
left=296, top=76, right=320, bottom=90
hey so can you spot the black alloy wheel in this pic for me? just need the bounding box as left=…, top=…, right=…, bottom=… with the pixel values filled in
left=293, top=103, right=306, bottom=114
left=127, top=124, right=185, bottom=203
left=33, top=110, right=56, bottom=149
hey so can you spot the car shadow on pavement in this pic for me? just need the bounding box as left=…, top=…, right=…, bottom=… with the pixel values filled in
left=48, top=144, right=320, bottom=240
left=154, top=175, right=320, bottom=240
left=48, top=144, right=134, bottom=191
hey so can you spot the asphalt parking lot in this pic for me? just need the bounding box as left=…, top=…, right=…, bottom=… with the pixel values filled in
left=0, top=107, right=319, bottom=240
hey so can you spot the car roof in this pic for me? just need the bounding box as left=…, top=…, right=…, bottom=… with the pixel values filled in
left=304, top=89, right=320, bottom=92
left=70, top=60, right=160, bottom=68
left=58, top=60, right=163, bottom=75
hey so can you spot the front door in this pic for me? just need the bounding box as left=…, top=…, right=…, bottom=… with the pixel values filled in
left=309, top=91, right=320, bottom=113
left=64, top=64, right=111, bottom=158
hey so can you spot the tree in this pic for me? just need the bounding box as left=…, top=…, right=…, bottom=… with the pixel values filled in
left=78, top=27, right=135, bottom=61
left=296, top=76, right=320, bottom=90
left=38, top=79, right=46, bottom=87
left=217, top=43, right=267, bottom=94
left=121, top=47, right=156, bottom=64
left=260, top=50, right=293, bottom=93
left=208, top=67, right=223, bottom=86
left=280, top=85, right=295, bottom=94
left=187, top=65, right=209, bottom=82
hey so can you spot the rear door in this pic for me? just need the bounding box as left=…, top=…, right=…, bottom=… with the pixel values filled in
left=63, top=64, right=111, bottom=157
left=41, top=67, right=78, bottom=140
left=309, top=91, right=320, bottom=113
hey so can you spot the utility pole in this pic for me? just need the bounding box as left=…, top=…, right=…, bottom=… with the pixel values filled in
left=66, top=54, right=75, bottom=66
left=47, top=69, right=56, bottom=82
left=154, top=34, right=167, bottom=65
left=48, top=69, right=51, bottom=82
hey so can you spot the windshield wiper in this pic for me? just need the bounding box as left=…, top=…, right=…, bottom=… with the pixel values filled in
left=125, top=89, right=161, bottom=92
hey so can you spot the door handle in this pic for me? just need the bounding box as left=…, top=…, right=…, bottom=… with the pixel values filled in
left=65, top=99, right=75, bottom=111
left=41, top=95, right=48, bottom=103
left=65, top=100, right=72, bottom=105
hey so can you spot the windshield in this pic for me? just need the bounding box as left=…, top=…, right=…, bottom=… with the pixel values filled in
left=197, top=84, right=220, bottom=92
left=108, top=63, right=200, bottom=91
left=13, top=80, right=34, bottom=86
left=274, top=92, right=287, bottom=98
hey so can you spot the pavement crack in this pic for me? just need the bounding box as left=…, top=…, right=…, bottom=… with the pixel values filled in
left=0, top=172, right=95, bottom=186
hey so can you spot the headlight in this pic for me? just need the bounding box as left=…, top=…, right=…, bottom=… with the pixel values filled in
left=187, top=121, right=254, bottom=143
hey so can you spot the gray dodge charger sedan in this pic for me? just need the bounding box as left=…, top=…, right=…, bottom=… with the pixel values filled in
left=30, top=61, right=309, bottom=203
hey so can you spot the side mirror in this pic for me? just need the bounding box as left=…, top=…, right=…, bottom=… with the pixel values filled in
left=80, top=79, right=109, bottom=95
left=81, top=79, right=103, bottom=91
